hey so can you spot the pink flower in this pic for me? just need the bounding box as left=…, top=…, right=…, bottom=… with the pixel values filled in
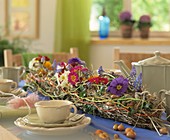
left=70, top=66, right=83, bottom=73
left=7, top=93, right=39, bottom=109
left=68, top=72, right=79, bottom=85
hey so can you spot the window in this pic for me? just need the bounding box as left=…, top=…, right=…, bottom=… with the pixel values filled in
left=90, top=0, right=123, bottom=31
left=132, top=0, right=170, bottom=32
left=90, top=0, right=170, bottom=37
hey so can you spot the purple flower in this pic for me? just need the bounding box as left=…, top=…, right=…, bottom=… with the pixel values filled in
left=138, top=15, right=151, bottom=29
left=98, top=66, right=105, bottom=75
left=139, top=15, right=151, bottom=23
left=119, top=11, right=132, bottom=22
left=107, top=76, right=129, bottom=96
left=68, top=57, right=85, bottom=67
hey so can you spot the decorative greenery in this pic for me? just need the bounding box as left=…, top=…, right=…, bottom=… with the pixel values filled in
left=24, top=56, right=166, bottom=133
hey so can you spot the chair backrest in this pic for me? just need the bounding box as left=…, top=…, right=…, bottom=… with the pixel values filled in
left=52, top=48, right=78, bottom=63
left=3, top=48, right=79, bottom=67
left=3, top=49, right=23, bottom=66
left=113, top=48, right=170, bottom=69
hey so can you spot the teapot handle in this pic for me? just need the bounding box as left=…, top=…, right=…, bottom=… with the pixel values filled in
left=158, top=89, right=166, bottom=101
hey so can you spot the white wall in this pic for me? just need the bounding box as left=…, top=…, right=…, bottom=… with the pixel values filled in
left=0, top=0, right=56, bottom=53
left=90, top=44, right=170, bottom=70
left=0, top=0, right=6, bottom=29
left=31, top=0, right=56, bottom=53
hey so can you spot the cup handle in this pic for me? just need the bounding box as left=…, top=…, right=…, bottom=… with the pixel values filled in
left=19, top=66, right=26, bottom=79
left=11, top=82, right=18, bottom=90
left=67, top=104, right=77, bottom=119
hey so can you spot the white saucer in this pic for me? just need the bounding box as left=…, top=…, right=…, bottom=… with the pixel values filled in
left=14, top=115, right=91, bottom=135
left=21, top=113, right=85, bottom=128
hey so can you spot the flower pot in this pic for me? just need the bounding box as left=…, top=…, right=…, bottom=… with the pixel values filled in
left=139, top=27, right=150, bottom=39
left=121, top=25, right=133, bottom=38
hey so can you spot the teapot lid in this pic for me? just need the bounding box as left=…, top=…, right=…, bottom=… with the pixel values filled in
left=138, top=51, right=170, bottom=65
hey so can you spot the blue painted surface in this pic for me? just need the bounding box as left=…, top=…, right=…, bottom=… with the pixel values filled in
left=87, top=114, right=170, bottom=140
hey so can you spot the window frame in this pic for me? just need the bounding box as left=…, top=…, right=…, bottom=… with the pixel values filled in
left=91, top=0, right=170, bottom=38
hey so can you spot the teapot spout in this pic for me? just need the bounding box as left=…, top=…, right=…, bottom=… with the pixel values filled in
left=114, top=60, right=131, bottom=77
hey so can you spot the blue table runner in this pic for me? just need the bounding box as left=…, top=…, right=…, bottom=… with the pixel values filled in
left=19, top=80, right=170, bottom=140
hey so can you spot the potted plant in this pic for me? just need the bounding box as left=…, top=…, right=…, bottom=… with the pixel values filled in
left=137, top=15, right=152, bottom=38
left=119, top=11, right=135, bottom=38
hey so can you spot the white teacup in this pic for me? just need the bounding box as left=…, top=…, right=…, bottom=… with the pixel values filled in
left=0, top=66, right=26, bottom=83
left=35, top=100, right=77, bottom=124
left=0, top=79, right=17, bottom=92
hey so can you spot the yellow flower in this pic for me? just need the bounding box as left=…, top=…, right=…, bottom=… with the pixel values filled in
left=43, top=61, right=52, bottom=69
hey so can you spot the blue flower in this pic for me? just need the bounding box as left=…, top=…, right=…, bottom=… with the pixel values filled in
left=130, top=65, right=136, bottom=77
left=55, top=62, right=67, bottom=73
left=38, top=94, right=51, bottom=100
left=41, top=56, right=45, bottom=63
left=98, top=66, right=105, bottom=75
left=107, top=76, right=129, bottom=96
left=52, top=59, right=57, bottom=69
left=134, top=72, right=142, bottom=92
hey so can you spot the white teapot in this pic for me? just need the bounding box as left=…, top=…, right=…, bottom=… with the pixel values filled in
left=115, top=51, right=170, bottom=93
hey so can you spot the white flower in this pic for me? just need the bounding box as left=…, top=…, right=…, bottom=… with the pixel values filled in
left=54, top=71, right=70, bottom=86
left=59, top=71, right=69, bottom=82
left=29, top=58, right=40, bottom=71
left=60, top=80, right=71, bottom=88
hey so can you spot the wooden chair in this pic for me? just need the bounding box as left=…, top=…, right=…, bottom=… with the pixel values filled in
left=113, top=48, right=170, bottom=69
left=3, top=48, right=79, bottom=67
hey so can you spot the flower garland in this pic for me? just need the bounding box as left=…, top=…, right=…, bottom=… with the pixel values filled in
left=22, top=55, right=165, bottom=131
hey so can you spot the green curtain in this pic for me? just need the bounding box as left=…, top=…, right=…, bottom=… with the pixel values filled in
left=54, top=0, right=92, bottom=66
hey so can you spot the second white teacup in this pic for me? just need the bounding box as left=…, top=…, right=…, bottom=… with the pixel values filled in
left=0, top=79, right=17, bottom=92
left=35, top=100, right=77, bottom=124
left=0, top=66, right=26, bottom=84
